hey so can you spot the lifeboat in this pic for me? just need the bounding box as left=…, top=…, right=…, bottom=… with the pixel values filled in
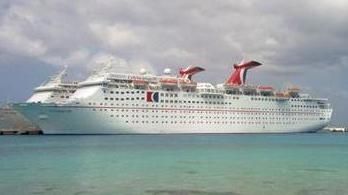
left=159, top=77, right=178, bottom=87
left=258, top=85, right=274, bottom=96
left=241, top=85, right=257, bottom=95
left=258, top=85, right=274, bottom=91
left=178, top=79, right=197, bottom=88
left=275, top=92, right=290, bottom=101
left=286, top=87, right=300, bottom=97
left=275, top=92, right=286, bottom=97
left=223, top=84, right=241, bottom=95
left=223, top=83, right=240, bottom=89
left=132, top=79, right=148, bottom=88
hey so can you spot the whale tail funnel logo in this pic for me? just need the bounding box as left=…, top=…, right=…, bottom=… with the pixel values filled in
left=179, top=66, right=205, bottom=80
left=225, top=60, right=262, bottom=86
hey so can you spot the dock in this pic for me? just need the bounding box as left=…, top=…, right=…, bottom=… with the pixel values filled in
left=0, top=129, right=43, bottom=135
left=0, top=104, right=43, bottom=135
left=324, top=127, right=347, bottom=132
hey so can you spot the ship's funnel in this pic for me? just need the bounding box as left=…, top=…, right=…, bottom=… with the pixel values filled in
left=225, top=60, right=262, bottom=86
left=179, top=66, right=205, bottom=80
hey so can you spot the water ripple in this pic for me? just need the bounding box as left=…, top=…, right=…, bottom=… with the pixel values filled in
left=145, top=189, right=241, bottom=195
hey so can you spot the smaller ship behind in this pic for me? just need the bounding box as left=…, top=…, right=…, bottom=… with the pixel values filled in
left=1, top=67, right=78, bottom=134
left=27, top=66, right=78, bottom=103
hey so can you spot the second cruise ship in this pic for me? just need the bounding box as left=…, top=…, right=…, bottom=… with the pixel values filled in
left=1, top=67, right=78, bottom=133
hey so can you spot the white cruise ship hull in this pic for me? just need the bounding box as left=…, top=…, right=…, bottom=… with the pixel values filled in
left=12, top=103, right=331, bottom=134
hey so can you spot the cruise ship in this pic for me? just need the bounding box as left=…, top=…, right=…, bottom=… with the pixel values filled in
left=1, top=68, right=78, bottom=133
left=13, top=61, right=333, bottom=134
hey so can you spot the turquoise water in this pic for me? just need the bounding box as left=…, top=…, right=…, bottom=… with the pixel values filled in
left=1, top=133, right=348, bottom=195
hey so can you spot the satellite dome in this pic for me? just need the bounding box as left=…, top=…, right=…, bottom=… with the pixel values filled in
left=163, top=68, right=171, bottom=75
left=139, top=68, right=147, bottom=75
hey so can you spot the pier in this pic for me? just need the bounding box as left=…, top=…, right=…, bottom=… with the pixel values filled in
left=324, top=127, right=347, bottom=132
left=0, top=129, right=43, bottom=135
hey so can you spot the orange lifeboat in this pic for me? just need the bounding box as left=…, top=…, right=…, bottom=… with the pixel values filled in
left=132, top=79, right=148, bottom=89
left=159, top=78, right=178, bottom=87
left=275, top=92, right=290, bottom=101
left=178, top=79, right=197, bottom=88
left=275, top=92, right=285, bottom=97
left=287, top=87, right=300, bottom=97
left=258, top=85, right=274, bottom=96
left=258, top=86, right=274, bottom=91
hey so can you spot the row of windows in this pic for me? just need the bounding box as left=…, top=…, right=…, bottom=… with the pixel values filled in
left=105, top=90, right=145, bottom=94
left=106, top=113, right=318, bottom=121
left=88, top=102, right=323, bottom=114
left=104, top=97, right=145, bottom=101
left=91, top=107, right=322, bottom=116
left=101, top=96, right=319, bottom=110
left=107, top=119, right=319, bottom=125
left=291, top=105, right=318, bottom=108
left=101, top=89, right=316, bottom=103
left=51, top=95, right=69, bottom=99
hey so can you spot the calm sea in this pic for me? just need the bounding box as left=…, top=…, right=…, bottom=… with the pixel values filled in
left=0, top=133, right=348, bottom=195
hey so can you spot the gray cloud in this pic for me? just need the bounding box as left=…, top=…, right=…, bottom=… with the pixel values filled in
left=0, top=0, right=347, bottom=124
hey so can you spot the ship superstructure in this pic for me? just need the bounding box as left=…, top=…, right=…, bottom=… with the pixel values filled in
left=13, top=61, right=332, bottom=134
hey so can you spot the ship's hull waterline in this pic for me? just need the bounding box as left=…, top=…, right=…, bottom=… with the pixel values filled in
left=12, top=103, right=330, bottom=134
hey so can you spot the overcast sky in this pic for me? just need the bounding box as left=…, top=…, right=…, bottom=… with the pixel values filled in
left=0, top=0, right=347, bottom=125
